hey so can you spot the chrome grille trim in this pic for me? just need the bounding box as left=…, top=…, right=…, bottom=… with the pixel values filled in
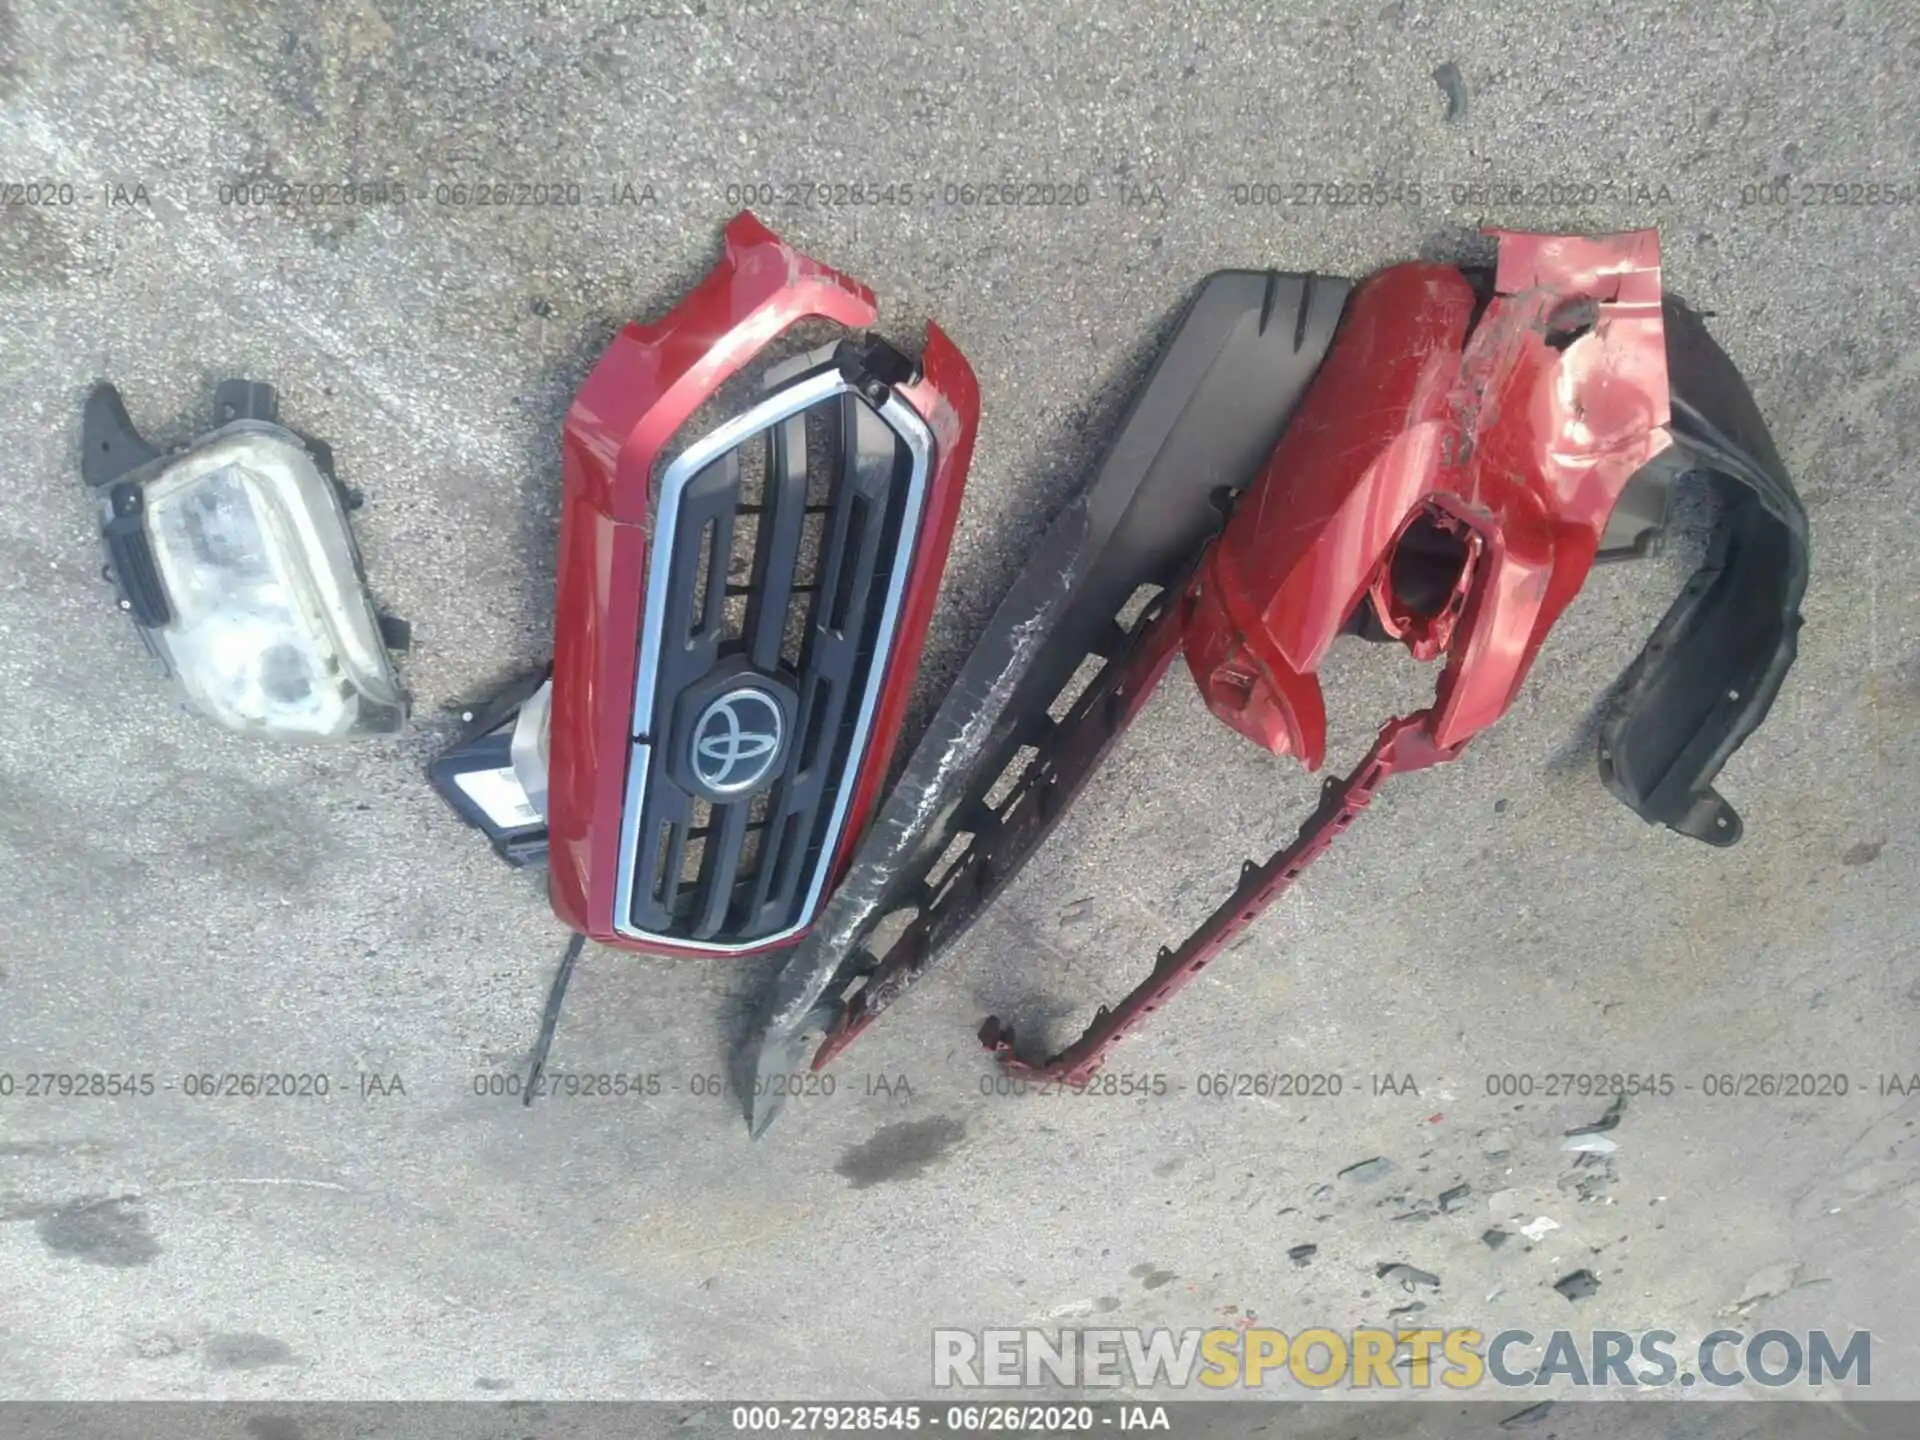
left=612, top=366, right=934, bottom=950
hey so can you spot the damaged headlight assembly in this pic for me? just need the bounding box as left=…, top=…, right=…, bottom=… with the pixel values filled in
left=81, top=379, right=408, bottom=741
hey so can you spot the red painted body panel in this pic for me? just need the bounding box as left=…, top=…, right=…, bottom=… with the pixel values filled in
left=1185, top=229, right=1671, bottom=763
left=987, top=229, right=1679, bottom=1084
left=547, top=213, right=977, bottom=955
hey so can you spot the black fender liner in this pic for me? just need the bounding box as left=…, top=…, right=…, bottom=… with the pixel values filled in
left=1597, top=298, right=1810, bottom=846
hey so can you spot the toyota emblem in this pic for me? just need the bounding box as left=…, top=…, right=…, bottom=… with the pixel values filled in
left=689, top=687, right=785, bottom=795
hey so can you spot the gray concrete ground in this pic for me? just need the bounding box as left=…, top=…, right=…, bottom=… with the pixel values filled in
left=1, top=0, right=1916, bottom=1412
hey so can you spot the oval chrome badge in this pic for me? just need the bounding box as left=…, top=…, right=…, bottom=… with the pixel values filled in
left=690, top=686, right=785, bottom=795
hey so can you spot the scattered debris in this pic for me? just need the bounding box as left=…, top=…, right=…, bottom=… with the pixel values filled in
left=1565, top=1094, right=1627, bottom=1137
left=1376, top=1263, right=1441, bottom=1292
left=1554, top=1269, right=1601, bottom=1302
left=1288, top=1244, right=1318, bottom=1266
left=1564, top=1155, right=1617, bottom=1202
left=1500, top=1401, right=1554, bottom=1428
left=1340, top=1157, right=1395, bottom=1184
left=1563, top=1134, right=1618, bottom=1155
left=1735, top=1260, right=1803, bottom=1311
left=1388, top=1300, right=1427, bottom=1316
left=1129, top=1264, right=1178, bottom=1290
left=1439, top=1183, right=1473, bottom=1212
left=1309, top=1183, right=1335, bottom=1202
left=1482, top=1228, right=1510, bottom=1249
left=1519, top=1216, right=1561, bottom=1242
left=1391, top=1207, right=1433, bottom=1223
left=1841, top=839, right=1884, bottom=867
left=1432, top=61, right=1469, bottom=121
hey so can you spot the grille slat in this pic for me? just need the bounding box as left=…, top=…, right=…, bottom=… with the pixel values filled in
left=746, top=411, right=810, bottom=672
left=691, top=800, right=753, bottom=939
left=658, top=816, right=690, bottom=914
left=615, top=351, right=934, bottom=949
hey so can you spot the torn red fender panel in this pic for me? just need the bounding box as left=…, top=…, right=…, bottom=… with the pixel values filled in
left=988, top=230, right=1692, bottom=1084
left=549, top=213, right=978, bottom=956
left=1185, top=228, right=1671, bottom=763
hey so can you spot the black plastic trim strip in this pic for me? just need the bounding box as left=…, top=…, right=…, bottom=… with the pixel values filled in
left=740, top=269, right=1354, bottom=1114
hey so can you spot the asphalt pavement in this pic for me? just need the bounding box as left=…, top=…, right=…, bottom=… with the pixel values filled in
left=1, top=0, right=1916, bottom=1410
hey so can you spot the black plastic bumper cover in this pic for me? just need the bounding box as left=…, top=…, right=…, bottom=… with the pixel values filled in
left=739, top=269, right=1352, bottom=1127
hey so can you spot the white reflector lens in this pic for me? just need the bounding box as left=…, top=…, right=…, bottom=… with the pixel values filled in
left=140, top=429, right=403, bottom=739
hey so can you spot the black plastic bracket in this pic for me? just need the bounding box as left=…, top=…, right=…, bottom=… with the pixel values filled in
left=378, top=615, right=413, bottom=652
left=835, top=335, right=920, bottom=405
left=100, top=483, right=170, bottom=627
left=83, top=385, right=171, bottom=625
left=81, top=383, right=162, bottom=488
left=211, top=378, right=279, bottom=426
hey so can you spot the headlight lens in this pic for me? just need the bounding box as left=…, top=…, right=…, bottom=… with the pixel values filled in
left=134, top=430, right=403, bottom=739
left=85, top=379, right=408, bottom=741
